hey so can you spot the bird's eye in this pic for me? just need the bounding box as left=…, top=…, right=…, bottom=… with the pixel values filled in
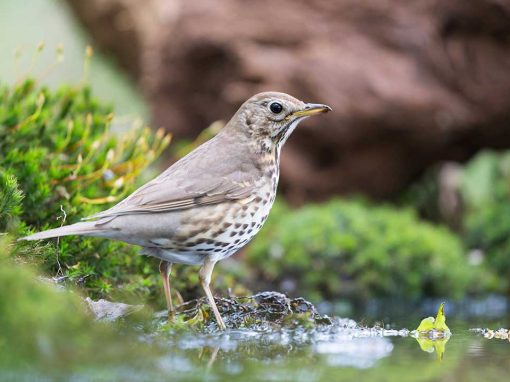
left=269, top=102, right=283, bottom=114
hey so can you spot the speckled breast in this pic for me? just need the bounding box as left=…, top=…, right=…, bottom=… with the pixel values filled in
left=153, top=174, right=277, bottom=265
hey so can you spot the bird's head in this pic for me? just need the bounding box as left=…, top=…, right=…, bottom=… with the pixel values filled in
left=230, top=91, right=331, bottom=152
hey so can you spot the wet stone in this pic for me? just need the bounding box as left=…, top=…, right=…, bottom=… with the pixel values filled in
left=85, top=297, right=143, bottom=322
left=169, top=291, right=332, bottom=330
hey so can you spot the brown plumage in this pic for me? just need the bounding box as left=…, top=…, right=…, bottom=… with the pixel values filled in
left=20, top=92, right=331, bottom=330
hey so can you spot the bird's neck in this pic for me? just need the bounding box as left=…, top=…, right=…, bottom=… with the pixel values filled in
left=255, top=143, right=280, bottom=194
left=218, top=127, right=280, bottom=178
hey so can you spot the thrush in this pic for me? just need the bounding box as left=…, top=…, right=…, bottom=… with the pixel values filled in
left=20, top=92, right=331, bottom=330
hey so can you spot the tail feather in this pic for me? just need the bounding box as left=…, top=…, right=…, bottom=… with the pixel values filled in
left=19, top=221, right=100, bottom=241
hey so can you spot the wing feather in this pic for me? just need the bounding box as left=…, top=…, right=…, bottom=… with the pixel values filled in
left=83, top=133, right=262, bottom=220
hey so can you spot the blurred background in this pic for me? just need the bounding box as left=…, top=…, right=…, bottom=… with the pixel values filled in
left=57, top=0, right=510, bottom=203
left=2, top=0, right=510, bottom=308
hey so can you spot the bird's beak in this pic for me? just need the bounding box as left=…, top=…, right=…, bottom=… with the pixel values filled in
left=291, top=103, right=332, bottom=118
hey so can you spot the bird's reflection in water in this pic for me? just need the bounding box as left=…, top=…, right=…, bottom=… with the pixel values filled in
left=205, top=347, right=220, bottom=370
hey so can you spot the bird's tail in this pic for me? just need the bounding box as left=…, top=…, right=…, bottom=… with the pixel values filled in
left=18, top=221, right=100, bottom=241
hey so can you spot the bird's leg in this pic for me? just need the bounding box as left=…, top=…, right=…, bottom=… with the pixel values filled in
left=159, top=260, right=174, bottom=319
left=206, top=347, right=220, bottom=370
left=199, top=258, right=226, bottom=330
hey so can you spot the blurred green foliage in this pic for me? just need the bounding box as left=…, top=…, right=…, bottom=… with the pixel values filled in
left=0, top=236, right=162, bottom=377
left=401, top=150, right=510, bottom=294
left=0, top=79, right=171, bottom=302
left=247, top=199, right=479, bottom=302
left=461, top=151, right=510, bottom=291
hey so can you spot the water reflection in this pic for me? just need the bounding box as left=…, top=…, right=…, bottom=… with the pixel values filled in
left=146, top=317, right=453, bottom=379
left=140, top=321, right=510, bottom=382
left=415, top=336, right=450, bottom=361
left=316, top=337, right=393, bottom=368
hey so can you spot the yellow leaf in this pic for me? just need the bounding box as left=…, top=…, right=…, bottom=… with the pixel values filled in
left=434, top=302, right=450, bottom=333
left=186, top=307, right=205, bottom=326
left=415, top=303, right=450, bottom=334
left=416, top=316, right=435, bottom=332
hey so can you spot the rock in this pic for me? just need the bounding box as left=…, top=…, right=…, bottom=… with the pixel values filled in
left=65, top=0, right=510, bottom=201
left=85, top=297, right=143, bottom=322
left=171, top=291, right=331, bottom=330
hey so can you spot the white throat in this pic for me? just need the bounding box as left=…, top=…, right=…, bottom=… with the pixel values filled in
left=274, top=116, right=306, bottom=154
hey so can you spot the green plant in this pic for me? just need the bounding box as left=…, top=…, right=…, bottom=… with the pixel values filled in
left=0, top=171, right=24, bottom=232
left=247, top=199, right=477, bottom=302
left=0, top=78, right=171, bottom=301
left=461, top=150, right=510, bottom=291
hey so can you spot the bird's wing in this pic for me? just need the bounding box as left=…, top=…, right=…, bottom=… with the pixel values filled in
left=84, top=136, right=261, bottom=220
left=85, top=176, right=257, bottom=220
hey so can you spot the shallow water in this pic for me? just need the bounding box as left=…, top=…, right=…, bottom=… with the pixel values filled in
left=144, top=318, right=510, bottom=382
left=3, top=298, right=510, bottom=382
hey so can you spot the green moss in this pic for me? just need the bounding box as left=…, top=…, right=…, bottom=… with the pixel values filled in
left=0, top=170, right=23, bottom=232
left=0, top=79, right=170, bottom=302
left=248, top=199, right=475, bottom=301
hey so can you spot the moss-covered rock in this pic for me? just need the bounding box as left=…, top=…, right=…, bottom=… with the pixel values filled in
left=162, top=291, right=331, bottom=332
left=0, top=79, right=170, bottom=302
